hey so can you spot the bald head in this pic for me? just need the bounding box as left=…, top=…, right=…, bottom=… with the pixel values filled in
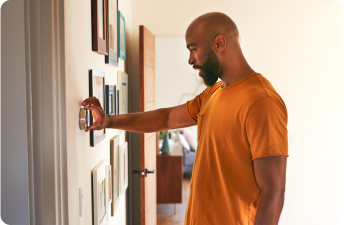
left=186, top=12, right=239, bottom=45
left=185, top=12, right=255, bottom=88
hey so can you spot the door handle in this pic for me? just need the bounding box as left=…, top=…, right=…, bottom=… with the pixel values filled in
left=145, top=168, right=156, bottom=177
left=133, top=169, right=145, bottom=177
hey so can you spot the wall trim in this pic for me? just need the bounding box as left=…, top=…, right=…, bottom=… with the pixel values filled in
left=28, top=0, right=68, bottom=223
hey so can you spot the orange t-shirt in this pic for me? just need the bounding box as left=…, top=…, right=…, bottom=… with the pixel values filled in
left=184, top=72, right=289, bottom=225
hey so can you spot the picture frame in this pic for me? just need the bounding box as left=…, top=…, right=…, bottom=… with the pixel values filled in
left=92, top=159, right=109, bottom=225
left=105, top=0, right=118, bottom=66
left=118, top=11, right=126, bottom=60
left=92, top=0, right=108, bottom=55
left=106, top=165, right=112, bottom=206
left=117, top=71, right=128, bottom=115
left=119, top=141, right=128, bottom=195
left=110, top=135, right=120, bottom=216
left=89, top=70, right=106, bottom=147
left=105, top=85, right=115, bottom=115
left=114, top=85, right=120, bottom=115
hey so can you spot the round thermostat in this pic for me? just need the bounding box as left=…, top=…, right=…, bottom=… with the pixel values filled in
left=79, top=108, right=89, bottom=130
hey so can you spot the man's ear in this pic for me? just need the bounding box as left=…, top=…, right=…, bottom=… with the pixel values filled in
left=214, top=34, right=226, bottom=53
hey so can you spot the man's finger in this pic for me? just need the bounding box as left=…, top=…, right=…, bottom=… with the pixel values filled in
left=86, top=123, right=101, bottom=132
left=84, top=105, right=103, bottom=128
left=84, top=105, right=101, bottom=117
left=81, top=97, right=101, bottom=107
left=86, top=122, right=101, bottom=132
left=86, top=106, right=101, bottom=126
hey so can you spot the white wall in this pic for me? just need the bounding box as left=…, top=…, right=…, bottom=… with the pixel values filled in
left=155, top=37, right=207, bottom=109
left=64, top=0, right=132, bottom=224
left=133, top=0, right=344, bottom=224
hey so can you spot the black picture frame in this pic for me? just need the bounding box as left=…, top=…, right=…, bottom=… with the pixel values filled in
left=115, top=85, right=120, bottom=115
left=105, top=0, right=119, bottom=66
left=105, top=85, right=115, bottom=115
left=89, top=69, right=106, bottom=147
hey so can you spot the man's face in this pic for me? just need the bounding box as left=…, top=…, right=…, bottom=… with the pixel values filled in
left=186, top=38, right=221, bottom=87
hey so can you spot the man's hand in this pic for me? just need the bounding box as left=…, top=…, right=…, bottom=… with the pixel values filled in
left=81, top=97, right=110, bottom=132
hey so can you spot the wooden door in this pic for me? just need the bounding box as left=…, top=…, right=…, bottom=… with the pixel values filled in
left=139, top=25, right=157, bottom=225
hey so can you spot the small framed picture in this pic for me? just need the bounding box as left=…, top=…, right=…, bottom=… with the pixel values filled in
left=105, top=85, right=115, bottom=115
left=92, top=159, right=109, bottom=225
left=117, top=71, right=128, bottom=115
left=119, top=142, right=128, bottom=195
left=105, top=0, right=118, bottom=66
left=118, top=11, right=126, bottom=60
left=106, top=165, right=112, bottom=206
left=89, top=70, right=106, bottom=147
left=110, top=135, right=120, bottom=216
left=115, top=85, right=120, bottom=115
left=92, top=0, right=108, bottom=55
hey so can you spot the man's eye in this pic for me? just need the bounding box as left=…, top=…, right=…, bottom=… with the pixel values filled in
left=190, top=49, right=195, bottom=52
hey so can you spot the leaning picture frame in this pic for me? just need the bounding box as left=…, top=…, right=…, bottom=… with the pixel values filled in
left=117, top=71, right=128, bottom=115
left=110, top=135, right=120, bottom=216
left=106, top=165, right=112, bottom=207
left=92, top=159, right=109, bottom=225
left=119, top=142, right=128, bottom=195
left=92, top=0, right=108, bottom=55
left=89, top=70, right=106, bottom=147
left=105, top=0, right=118, bottom=66
left=118, top=11, right=126, bottom=60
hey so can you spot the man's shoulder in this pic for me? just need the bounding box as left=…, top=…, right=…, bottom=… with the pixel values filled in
left=201, top=81, right=223, bottom=98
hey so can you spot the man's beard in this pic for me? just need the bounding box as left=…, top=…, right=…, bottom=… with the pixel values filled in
left=199, top=48, right=221, bottom=87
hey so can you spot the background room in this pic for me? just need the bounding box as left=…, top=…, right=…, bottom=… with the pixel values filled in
left=130, top=0, right=344, bottom=224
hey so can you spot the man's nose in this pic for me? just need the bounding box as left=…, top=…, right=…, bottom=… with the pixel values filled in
left=188, top=53, right=195, bottom=65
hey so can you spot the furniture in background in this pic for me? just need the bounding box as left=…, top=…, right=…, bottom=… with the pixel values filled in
left=157, top=143, right=183, bottom=214
left=169, top=126, right=198, bottom=174
left=182, top=146, right=196, bottom=173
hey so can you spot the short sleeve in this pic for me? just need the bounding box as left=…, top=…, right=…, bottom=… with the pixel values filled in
left=186, top=81, right=222, bottom=122
left=245, top=96, right=289, bottom=160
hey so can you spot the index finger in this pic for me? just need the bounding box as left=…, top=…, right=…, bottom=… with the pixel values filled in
left=81, top=96, right=101, bottom=107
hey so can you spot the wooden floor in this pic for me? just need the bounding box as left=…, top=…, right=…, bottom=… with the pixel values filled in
left=157, top=173, right=192, bottom=225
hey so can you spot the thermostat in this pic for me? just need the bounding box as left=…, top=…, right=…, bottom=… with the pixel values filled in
left=79, top=108, right=89, bottom=130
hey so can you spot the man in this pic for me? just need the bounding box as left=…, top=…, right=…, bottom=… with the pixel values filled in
left=82, top=12, right=288, bottom=225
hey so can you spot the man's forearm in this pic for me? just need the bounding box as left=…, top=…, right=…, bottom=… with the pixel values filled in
left=106, top=108, right=170, bottom=133
left=254, top=192, right=284, bottom=225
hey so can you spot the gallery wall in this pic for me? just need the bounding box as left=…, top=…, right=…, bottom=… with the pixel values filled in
left=64, top=0, right=132, bottom=224
left=131, top=0, right=344, bottom=224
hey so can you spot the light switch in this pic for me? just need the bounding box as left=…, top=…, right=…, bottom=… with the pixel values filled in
left=79, top=186, right=84, bottom=217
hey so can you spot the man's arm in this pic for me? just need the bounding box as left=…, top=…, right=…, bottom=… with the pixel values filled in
left=253, top=156, right=287, bottom=225
left=81, top=97, right=196, bottom=132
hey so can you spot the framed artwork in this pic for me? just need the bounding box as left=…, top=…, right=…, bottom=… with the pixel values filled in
left=105, top=0, right=118, bottom=66
left=92, top=0, right=108, bottom=55
left=117, top=71, right=128, bottom=115
left=105, top=85, right=115, bottom=115
left=110, top=135, right=120, bottom=216
left=92, top=159, right=109, bottom=225
left=89, top=70, right=106, bottom=147
left=118, top=11, right=126, bottom=60
left=106, top=165, right=112, bottom=206
left=119, top=141, right=128, bottom=195
left=114, top=85, right=120, bottom=115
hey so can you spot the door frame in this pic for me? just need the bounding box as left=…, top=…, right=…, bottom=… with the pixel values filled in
left=25, top=0, right=68, bottom=223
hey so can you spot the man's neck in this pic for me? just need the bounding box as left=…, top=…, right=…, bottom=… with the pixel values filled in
left=220, top=67, right=256, bottom=88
